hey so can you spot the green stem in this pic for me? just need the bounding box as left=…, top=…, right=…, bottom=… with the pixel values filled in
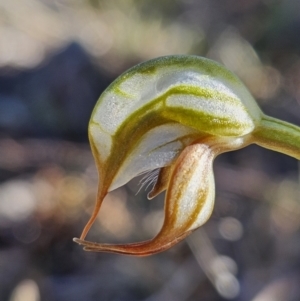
left=252, top=115, right=300, bottom=160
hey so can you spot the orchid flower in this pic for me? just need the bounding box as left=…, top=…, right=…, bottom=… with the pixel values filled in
left=74, top=55, right=300, bottom=256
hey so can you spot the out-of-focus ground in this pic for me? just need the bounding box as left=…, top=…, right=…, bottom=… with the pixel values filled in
left=1, top=0, right=300, bottom=300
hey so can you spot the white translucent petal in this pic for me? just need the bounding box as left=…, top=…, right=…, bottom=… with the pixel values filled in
left=89, top=123, right=112, bottom=161
left=118, top=73, right=155, bottom=98
left=166, top=94, right=254, bottom=128
left=109, top=123, right=197, bottom=191
left=155, top=68, right=260, bottom=120
left=191, top=166, right=215, bottom=229
left=92, top=61, right=261, bottom=135
left=156, top=70, right=238, bottom=100
left=92, top=74, right=158, bottom=135
left=168, top=144, right=215, bottom=230
left=92, top=92, right=132, bottom=135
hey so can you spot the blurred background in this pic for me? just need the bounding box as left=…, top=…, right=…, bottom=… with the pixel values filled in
left=1, top=0, right=300, bottom=300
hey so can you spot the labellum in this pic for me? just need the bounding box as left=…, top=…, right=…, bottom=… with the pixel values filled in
left=74, top=55, right=300, bottom=256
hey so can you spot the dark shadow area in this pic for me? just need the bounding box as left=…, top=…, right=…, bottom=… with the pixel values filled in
left=0, top=42, right=112, bottom=140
